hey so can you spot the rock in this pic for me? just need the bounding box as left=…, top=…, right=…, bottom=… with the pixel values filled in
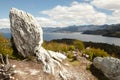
left=9, top=8, right=69, bottom=80
left=0, top=54, right=15, bottom=80
left=93, top=57, right=120, bottom=80
left=9, top=8, right=43, bottom=57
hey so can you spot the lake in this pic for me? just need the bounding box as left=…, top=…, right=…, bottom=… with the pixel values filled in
left=2, top=32, right=120, bottom=46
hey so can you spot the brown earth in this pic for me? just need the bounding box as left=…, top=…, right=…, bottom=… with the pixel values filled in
left=9, top=56, right=98, bottom=80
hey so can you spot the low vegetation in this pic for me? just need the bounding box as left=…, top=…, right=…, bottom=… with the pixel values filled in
left=0, top=34, right=119, bottom=61
left=0, top=34, right=13, bottom=58
left=0, top=34, right=118, bottom=80
left=43, top=39, right=85, bottom=60
left=43, top=39, right=109, bottom=61
left=84, top=48, right=109, bottom=61
left=44, top=39, right=85, bottom=50
left=84, top=42, right=120, bottom=58
left=43, top=39, right=84, bottom=51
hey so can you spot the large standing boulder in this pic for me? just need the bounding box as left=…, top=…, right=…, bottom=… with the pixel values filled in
left=9, top=8, right=68, bottom=80
left=93, top=57, right=120, bottom=80
left=10, top=8, right=43, bottom=57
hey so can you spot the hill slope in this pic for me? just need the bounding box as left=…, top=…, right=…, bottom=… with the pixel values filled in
left=83, top=24, right=120, bottom=38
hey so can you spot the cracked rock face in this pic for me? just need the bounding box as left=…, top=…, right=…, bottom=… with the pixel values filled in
left=93, top=57, right=120, bottom=80
left=9, top=8, right=43, bottom=57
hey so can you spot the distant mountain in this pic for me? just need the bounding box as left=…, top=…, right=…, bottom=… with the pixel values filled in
left=1, top=24, right=120, bottom=38
left=0, top=28, right=11, bottom=33
left=0, top=27, right=59, bottom=33
left=42, top=27, right=60, bottom=32
left=83, top=24, right=120, bottom=38
left=52, top=25, right=108, bottom=32
left=0, top=28, right=11, bottom=38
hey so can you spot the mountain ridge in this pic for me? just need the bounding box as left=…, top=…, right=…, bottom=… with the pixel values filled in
left=83, top=24, right=120, bottom=38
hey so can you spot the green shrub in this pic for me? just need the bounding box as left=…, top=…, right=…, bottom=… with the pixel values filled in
left=68, top=45, right=75, bottom=51
left=84, top=48, right=109, bottom=61
left=84, top=42, right=120, bottom=58
left=66, top=51, right=74, bottom=59
left=43, top=39, right=85, bottom=52
left=72, top=40, right=85, bottom=50
left=43, top=41, right=69, bottom=52
left=0, top=34, right=13, bottom=57
left=43, top=39, right=85, bottom=60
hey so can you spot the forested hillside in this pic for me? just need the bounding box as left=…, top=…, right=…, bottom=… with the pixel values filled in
left=83, top=24, right=120, bottom=38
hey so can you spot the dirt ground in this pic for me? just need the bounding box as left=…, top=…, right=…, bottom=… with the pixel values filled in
left=9, top=56, right=97, bottom=80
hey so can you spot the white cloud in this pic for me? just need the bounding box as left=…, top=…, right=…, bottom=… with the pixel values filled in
left=91, top=0, right=120, bottom=24
left=1, top=1, right=120, bottom=28
left=91, top=0, right=120, bottom=10
left=36, top=17, right=60, bottom=27
left=107, top=10, right=120, bottom=24
left=38, top=1, right=107, bottom=27
left=0, top=18, right=10, bottom=28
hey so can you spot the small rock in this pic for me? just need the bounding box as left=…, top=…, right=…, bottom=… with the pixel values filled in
left=93, top=57, right=120, bottom=80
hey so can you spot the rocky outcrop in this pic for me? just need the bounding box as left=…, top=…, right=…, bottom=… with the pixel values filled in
left=9, top=8, right=99, bottom=80
left=10, top=8, right=43, bottom=57
left=9, top=8, right=71, bottom=80
left=93, top=57, right=120, bottom=80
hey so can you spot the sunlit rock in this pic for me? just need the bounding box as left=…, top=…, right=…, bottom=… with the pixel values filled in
left=9, top=8, right=70, bottom=80
left=10, top=8, right=43, bottom=57
left=93, top=57, right=120, bottom=80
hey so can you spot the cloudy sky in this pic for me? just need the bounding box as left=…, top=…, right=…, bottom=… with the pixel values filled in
left=0, top=0, right=120, bottom=28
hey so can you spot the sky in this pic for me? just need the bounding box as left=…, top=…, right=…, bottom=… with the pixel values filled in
left=0, top=0, right=120, bottom=28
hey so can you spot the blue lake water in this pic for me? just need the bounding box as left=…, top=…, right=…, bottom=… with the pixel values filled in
left=2, top=32, right=120, bottom=46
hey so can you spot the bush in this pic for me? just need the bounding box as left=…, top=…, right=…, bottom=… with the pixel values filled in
left=43, top=39, right=85, bottom=60
left=43, top=41, right=69, bottom=53
left=72, top=40, right=85, bottom=50
left=66, top=51, right=74, bottom=59
left=84, top=42, right=120, bottom=58
left=0, top=34, right=13, bottom=57
left=43, top=39, right=85, bottom=52
left=84, top=48, right=109, bottom=61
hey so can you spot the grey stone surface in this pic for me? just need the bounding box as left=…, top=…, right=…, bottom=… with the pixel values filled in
left=10, top=8, right=43, bottom=57
left=9, top=8, right=69, bottom=80
left=93, top=57, right=120, bottom=80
